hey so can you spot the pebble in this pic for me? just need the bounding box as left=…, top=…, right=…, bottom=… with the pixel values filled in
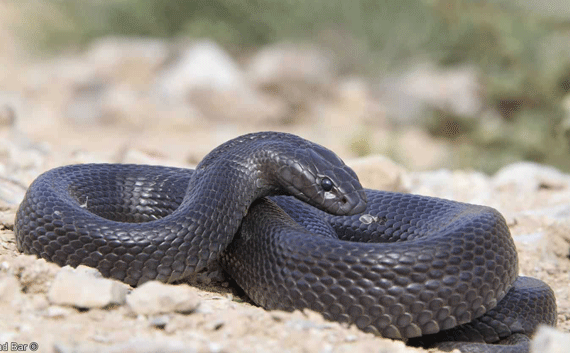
left=44, top=305, right=73, bottom=319
left=47, top=266, right=129, bottom=309
left=30, top=293, right=49, bottom=311
left=0, top=275, right=22, bottom=305
left=532, top=325, right=570, bottom=353
left=8, top=256, right=60, bottom=294
left=148, top=315, right=170, bottom=329
left=126, top=281, right=200, bottom=315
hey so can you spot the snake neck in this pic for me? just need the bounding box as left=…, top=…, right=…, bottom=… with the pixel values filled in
left=178, top=134, right=300, bottom=241
left=192, top=132, right=309, bottom=198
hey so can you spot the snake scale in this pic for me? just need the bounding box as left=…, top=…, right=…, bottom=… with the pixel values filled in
left=14, top=132, right=556, bottom=352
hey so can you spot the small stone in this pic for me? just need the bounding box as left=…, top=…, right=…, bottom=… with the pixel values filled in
left=126, top=281, right=200, bottom=315
left=9, top=256, right=60, bottom=294
left=207, top=319, right=225, bottom=331
left=69, top=265, right=103, bottom=278
left=0, top=105, right=16, bottom=127
left=208, top=342, right=224, bottom=353
left=271, top=311, right=289, bottom=322
left=45, top=305, right=74, bottom=319
left=532, top=325, right=570, bottom=353
left=493, top=162, right=570, bottom=192
left=48, top=266, right=128, bottom=309
left=345, top=335, right=357, bottom=342
left=0, top=275, right=22, bottom=305
left=31, top=293, right=49, bottom=311
left=148, top=315, right=169, bottom=329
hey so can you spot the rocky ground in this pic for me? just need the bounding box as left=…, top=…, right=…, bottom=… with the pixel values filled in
left=0, top=4, right=569, bottom=351
left=0, top=121, right=569, bottom=353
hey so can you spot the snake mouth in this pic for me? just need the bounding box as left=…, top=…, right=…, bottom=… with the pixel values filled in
left=327, top=188, right=367, bottom=216
left=286, top=185, right=366, bottom=216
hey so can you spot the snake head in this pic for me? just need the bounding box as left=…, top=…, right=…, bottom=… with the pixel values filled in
left=274, top=143, right=367, bottom=216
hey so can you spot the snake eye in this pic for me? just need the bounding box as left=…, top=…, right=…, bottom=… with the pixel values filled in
left=320, top=177, right=333, bottom=192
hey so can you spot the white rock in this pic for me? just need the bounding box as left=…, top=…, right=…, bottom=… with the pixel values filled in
left=335, top=77, right=385, bottom=127
left=197, top=87, right=287, bottom=123
left=493, top=161, right=570, bottom=192
left=377, top=63, right=482, bottom=124
left=126, top=281, right=200, bottom=315
left=0, top=275, right=22, bottom=306
left=347, top=155, right=406, bottom=191
left=66, top=83, right=106, bottom=125
left=0, top=176, right=27, bottom=206
left=406, top=168, right=492, bottom=205
left=148, top=315, right=170, bottom=329
left=10, top=256, right=60, bottom=294
left=48, top=266, right=129, bottom=309
left=532, top=325, right=570, bottom=353
left=98, top=83, right=173, bottom=127
left=86, top=36, right=169, bottom=86
left=247, top=43, right=336, bottom=119
left=152, top=40, right=287, bottom=123
left=156, top=40, right=246, bottom=102
left=67, top=265, right=103, bottom=278
left=45, top=305, right=74, bottom=319
left=519, top=204, right=570, bottom=221
left=394, top=128, right=451, bottom=171
left=25, top=56, right=96, bottom=93
left=248, top=43, right=335, bottom=88
left=55, top=37, right=169, bottom=126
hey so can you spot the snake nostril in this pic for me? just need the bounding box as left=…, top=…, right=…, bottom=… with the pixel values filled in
left=341, top=196, right=348, bottom=204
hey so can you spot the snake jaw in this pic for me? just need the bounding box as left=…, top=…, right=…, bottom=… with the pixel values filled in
left=315, top=163, right=367, bottom=216
left=275, top=156, right=367, bottom=216
left=321, top=180, right=367, bottom=216
left=337, top=188, right=367, bottom=215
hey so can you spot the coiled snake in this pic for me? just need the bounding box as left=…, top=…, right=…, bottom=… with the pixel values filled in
left=14, top=132, right=556, bottom=352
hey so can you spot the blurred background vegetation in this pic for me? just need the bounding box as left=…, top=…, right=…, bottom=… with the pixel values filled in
left=19, top=0, right=570, bottom=173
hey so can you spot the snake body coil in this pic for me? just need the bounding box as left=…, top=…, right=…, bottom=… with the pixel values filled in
left=14, top=132, right=556, bottom=352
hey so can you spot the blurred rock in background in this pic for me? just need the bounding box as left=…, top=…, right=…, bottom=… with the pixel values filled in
left=2, top=0, right=570, bottom=177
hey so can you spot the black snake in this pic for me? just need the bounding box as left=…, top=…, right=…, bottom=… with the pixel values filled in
left=14, top=132, right=556, bottom=352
